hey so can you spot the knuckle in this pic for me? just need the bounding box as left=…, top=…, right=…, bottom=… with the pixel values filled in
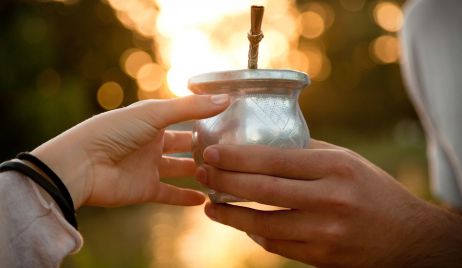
left=312, top=225, right=346, bottom=267
left=322, top=223, right=346, bottom=248
left=325, top=190, right=357, bottom=216
left=332, top=150, right=357, bottom=177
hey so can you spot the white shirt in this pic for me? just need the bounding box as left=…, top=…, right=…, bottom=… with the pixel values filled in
left=401, top=0, right=462, bottom=209
left=0, top=171, right=82, bottom=267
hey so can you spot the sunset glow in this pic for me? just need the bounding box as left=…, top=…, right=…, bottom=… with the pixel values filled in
left=106, top=0, right=330, bottom=97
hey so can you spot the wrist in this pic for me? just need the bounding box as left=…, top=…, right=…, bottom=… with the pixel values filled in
left=31, top=130, right=93, bottom=209
left=398, top=202, right=462, bottom=267
left=426, top=206, right=462, bottom=266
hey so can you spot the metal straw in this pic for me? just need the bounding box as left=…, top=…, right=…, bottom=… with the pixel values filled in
left=248, top=6, right=264, bottom=69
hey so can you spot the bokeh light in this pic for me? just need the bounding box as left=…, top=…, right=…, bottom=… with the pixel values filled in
left=149, top=205, right=284, bottom=268
left=300, top=2, right=335, bottom=29
left=300, top=11, right=325, bottom=39
left=176, top=206, right=283, bottom=268
left=97, top=81, right=124, bottom=110
left=107, top=0, right=306, bottom=97
left=136, top=63, right=165, bottom=92
left=373, top=2, right=403, bottom=32
left=287, top=50, right=309, bottom=73
left=120, top=48, right=153, bottom=78
left=303, top=45, right=331, bottom=81
left=370, top=35, right=400, bottom=64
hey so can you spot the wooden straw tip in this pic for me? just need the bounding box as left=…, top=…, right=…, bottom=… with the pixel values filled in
left=251, top=6, right=264, bottom=17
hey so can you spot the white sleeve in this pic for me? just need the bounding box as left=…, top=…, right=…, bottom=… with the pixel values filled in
left=0, top=171, right=83, bottom=267
left=401, top=0, right=462, bottom=209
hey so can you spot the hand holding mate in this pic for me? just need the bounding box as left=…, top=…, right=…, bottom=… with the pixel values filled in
left=196, top=140, right=462, bottom=267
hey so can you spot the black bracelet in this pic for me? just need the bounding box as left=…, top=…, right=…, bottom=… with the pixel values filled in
left=17, top=152, right=75, bottom=211
left=0, top=161, right=78, bottom=229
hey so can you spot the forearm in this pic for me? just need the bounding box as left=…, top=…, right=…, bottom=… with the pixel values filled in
left=402, top=204, right=462, bottom=267
left=427, top=207, right=462, bottom=267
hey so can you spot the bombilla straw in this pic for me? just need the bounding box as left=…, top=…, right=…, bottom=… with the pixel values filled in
left=248, top=5, right=264, bottom=69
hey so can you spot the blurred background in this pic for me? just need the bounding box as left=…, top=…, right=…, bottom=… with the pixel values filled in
left=0, top=0, right=431, bottom=267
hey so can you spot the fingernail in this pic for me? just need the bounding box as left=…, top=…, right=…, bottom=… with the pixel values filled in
left=203, top=147, right=219, bottom=164
left=195, top=166, right=208, bottom=185
left=210, top=94, right=229, bottom=105
left=205, top=203, right=217, bottom=220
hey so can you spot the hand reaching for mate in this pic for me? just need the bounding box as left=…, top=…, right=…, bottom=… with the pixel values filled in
left=32, top=94, right=230, bottom=209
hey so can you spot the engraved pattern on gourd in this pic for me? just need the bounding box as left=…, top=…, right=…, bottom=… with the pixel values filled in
left=245, top=93, right=300, bottom=146
left=202, top=112, right=221, bottom=131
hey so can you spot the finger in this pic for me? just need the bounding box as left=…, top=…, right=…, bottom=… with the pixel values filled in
left=196, top=165, right=328, bottom=208
left=309, top=139, right=365, bottom=160
left=153, top=182, right=206, bottom=206
left=163, top=131, right=192, bottom=154
left=308, top=139, right=339, bottom=149
left=203, top=145, right=355, bottom=180
left=159, top=156, right=196, bottom=178
left=204, top=203, right=307, bottom=240
left=246, top=234, right=317, bottom=266
left=132, top=94, right=229, bottom=129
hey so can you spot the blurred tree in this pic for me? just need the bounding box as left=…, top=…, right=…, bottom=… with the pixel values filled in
left=0, top=0, right=138, bottom=160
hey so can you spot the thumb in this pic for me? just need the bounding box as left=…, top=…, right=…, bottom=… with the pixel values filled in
left=131, top=94, right=230, bottom=129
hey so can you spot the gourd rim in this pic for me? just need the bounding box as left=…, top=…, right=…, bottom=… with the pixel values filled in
left=188, top=69, right=310, bottom=94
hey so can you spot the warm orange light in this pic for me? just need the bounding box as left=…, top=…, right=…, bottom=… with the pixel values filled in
left=300, top=11, right=325, bottom=39
left=287, top=50, right=309, bottom=72
left=300, top=2, right=335, bottom=29
left=136, top=63, right=165, bottom=92
left=106, top=0, right=305, bottom=98
left=176, top=206, right=284, bottom=268
left=370, top=35, right=400, bottom=64
left=97, top=81, right=124, bottom=110
left=373, top=2, right=403, bottom=32
left=120, top=48, right=152, bottom=78
left=303, top=45, right=331, bottom=81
